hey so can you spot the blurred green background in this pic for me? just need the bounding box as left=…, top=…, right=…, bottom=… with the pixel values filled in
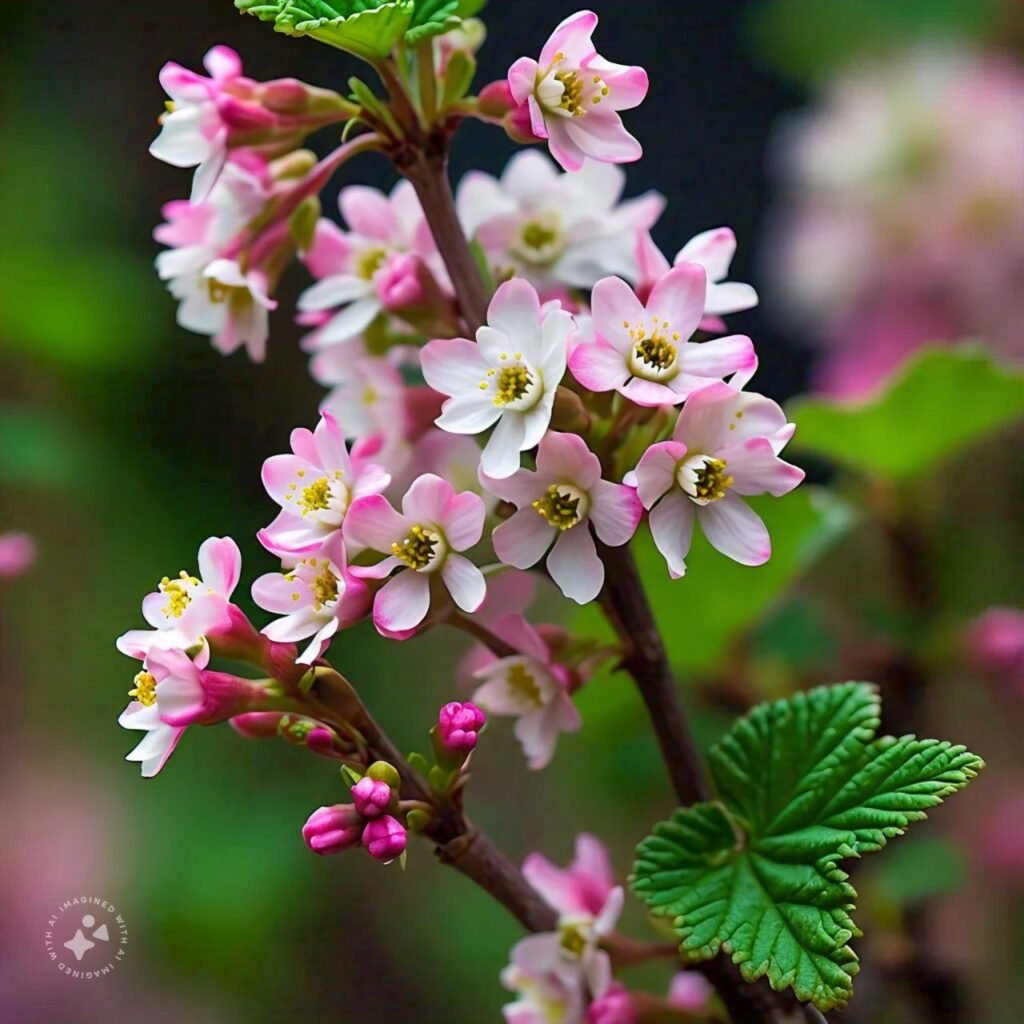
left=2, top=2, right=1023, bottom=1022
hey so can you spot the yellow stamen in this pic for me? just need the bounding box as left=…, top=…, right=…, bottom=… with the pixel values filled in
left=160, top=571, right=198, bottom=618
left=390, top=524, right=440, bottom=570
left=532, top=484, right=585, bottom=530
left=129, top=671, right=158, bottom=708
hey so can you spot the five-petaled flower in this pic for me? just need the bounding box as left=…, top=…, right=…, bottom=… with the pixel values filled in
left=483, top=432, right=641, bottom=604
left=569, top=263, right=757, bottom=406
left=507, top=10, right=648, bottom=172
left=422, top=278, right=573, bottom=479
left=345, top=474, right=487, bottom=633
left=631, top=383, right=804, bottom=575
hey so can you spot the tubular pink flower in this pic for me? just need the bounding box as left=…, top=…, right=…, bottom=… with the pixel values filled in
left=507, top=10, right=648, bottom=172
left=252, top=533, right=370, bottom=664
left=422, top=279, right=573, bottom=479
left=631, top=383, right=804, bottom=575
left=351, top=776, right=393, bottom=818
left=483, top=432, right=642, bottom=604
left=569, top=264, right=757, bottom=406
left=471, top=615, right=582, bottom=770
left=0, top=531, right=36, bottom=579
left=303, top=804, right=363, bottom=856
left=345, top=474, right=487, bottom=634
left=362, top=815, right=408, bottom=861
left=259, top=411, right=390, bottom=557
left=116, top=536, right=242, bottom=667
left=456, top=151, right=664, bottom=294
left=438, top=701, right=487, bottom=752
left=523, top=833, right=616, bottom=918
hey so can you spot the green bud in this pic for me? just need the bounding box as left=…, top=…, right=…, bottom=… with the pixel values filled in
left=290, top=197, right=321, bottom=255
left=366, top=760, right=401, bottom=788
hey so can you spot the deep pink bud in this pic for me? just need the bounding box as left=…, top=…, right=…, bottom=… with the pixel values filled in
left=362, top=815, right=407, bottom=861
left=668, top=971, right=713, bottom=1013
left=302, top=804, right=362, bottom=856
left=966, top=607, right=1024, bottom=676
left=586, top=984, right=634, bottom=1024
left=351, top=776, right=392, bottom=817
left=230, top=711, right=285, bottom=739
left=374, top=253, right=425, bottom=310
left=438, top=701, right=486, bottom=752
left=477, top=79, right=516, bottom=119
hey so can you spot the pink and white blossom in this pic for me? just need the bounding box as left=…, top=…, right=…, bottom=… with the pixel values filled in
left=472, top=615, right=582, bottom=770
left=252, top=535, right=370, bottom=664
left=523, top=833, right=616, bottom=919
left=259, top=411, right=390, bottom=556
left=298, top=181, right=446, bottom=348
left=484, top=432, right=642, bottom=604
left=457, top=151, right=664, bottom=293
left=631, top=384, right=803, bottom=575
left=569, top=264, right=757, bottom=406
left=501, top=960, right=584, bottom=1024
left=0, top=531, right=35, bottom=579
left=507, top=11, right=648, bottom=172
left=422, top=279, right=572, bottom=479
left=116, top=536, right=242, bottom=666
left=635, top=227, right=759, bottom=328
left=345, top=474, right=487, bottom=633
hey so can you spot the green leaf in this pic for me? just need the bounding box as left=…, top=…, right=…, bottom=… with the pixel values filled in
left=441, top=49, right=476, bottom=108
left=236, top=0, right=415, bottom=59
left=405, top=0, right=461, bottom=44
left=788, top=347, right=1024, bottom=481
left=632, top=682, right=983, bottom=1011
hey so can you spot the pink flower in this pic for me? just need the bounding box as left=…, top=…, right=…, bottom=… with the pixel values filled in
left=483, top=432, right=642, bottom=604
left=635, top=227, right=759, bottom=327
left=116, top=536, right=242, bottom=666
left=438, top=701, right=487, bottom=751
left=150, top=46, right=261, bottom=201
left=586, top=984, right=633, bottom=1024
left=523, top=834, right=616, bottom=918
left=0, top=531, right=35, bottom=579
left=251, top=534, right=370, bottom=664
left=472, top=615, right=582, bottom=769
left=632, top=384, right=804, bottom=575
left=456, top=151, right=664, bottom=294
left=507, top=11, right=648, bottom=172
left=118, top=647, right=263, bottom=777
left=303, top=804, right=363, bottom=856
left=362, top=815, right=408, bottom=861
left=422, top=279, right=572, bottom=479
left=569, top=265, right=757, bottom=406
left=501, top=960, right=584, bottom=1024
left=298, top=181, right=446, bottom=348
left=965, top=606, right=1024, bottom=697
left=345, top=474, right=487, bottom=633
left=259, top=411, right=390, bottom=556
left=351, top=776, right=393, bottom=818
left=667, top=972, right=713, bottom=1013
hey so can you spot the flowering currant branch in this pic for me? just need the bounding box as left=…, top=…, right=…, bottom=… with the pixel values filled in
left=114, top=5, right=987, bottom=1023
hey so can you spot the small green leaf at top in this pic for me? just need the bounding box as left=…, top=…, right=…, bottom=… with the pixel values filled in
left=236, top=0, right=415, bottom=60
left=406, top=0, right=461, bottom=44
left=631, top=682, right=983, bottom=1012
left=787, top=346, right=1024, bottom=481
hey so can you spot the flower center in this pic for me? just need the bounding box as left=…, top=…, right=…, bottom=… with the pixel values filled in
left=536, top=54, right=610, bottom=119
left=625, top=317, right=681, bottom=381
left=206, top=278, right=250, bottom=310
left=390, top=524, right=445, bottom=572
left=286, top=470, right=351, bottom=525
left=559, top=922, right=590, bottom=959
left=309, top=563, right=339, bottom=610
left=129, top=671, right=158, bottom=708
left=532, top=483, right=589, bottom=530
left=677, top=455, right=733, bottom=506
left=507, top=662, right=544, bottom=706
left=160, top=571, right=198, bottom=618
left=513, top=216, right=564, bottom=266
left=480, top=352, right=541, bottom=411
left=356, top=247, right=388, bottom=280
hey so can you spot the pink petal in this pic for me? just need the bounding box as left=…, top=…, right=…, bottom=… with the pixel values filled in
left=440, top=490, right=486, bottom=550
left=674, top=383, right=789, bottom=454
left=442, top=554, right=487, bottom=613
left=589, top=480, right=642, bottom=546
left=339, top=185, right=397, bottom=241
left=595, top=62, right=648, bottom=112
left=402, top=473, right=455, bottom=524
left=547, top=527, right=603, bottom=604
left=374, top=569, right=431, bottom=632
left=679, top=334, right=756, bottom=382
left=522, top=853, right=583, bottom=915
left=698, top=494, right=770, bottom=566
left=565, top=114, right=642, bottom=164
left=479, top=466, right=542, bottom=508
left=706, top=281, right=758, bottom=317
left=649, top=492, right=694, bottom=578
left=633, top=440, right=686, bottom=509
left=344, top=495, right=407, bottom=553
left=621, top=377, right=683, bottom=406
left=197, top=536, right=241, bottom=597
left=507, top=57, right=539, bottom=106
left=421, top=337, right=488, bottom=396
left=486, top=278, right=542, bottom=343
left=535, top=431, right=602, bottom=490
left=568, top=339, right=629, bottom=392
left=436, top=394, right=502, bottom=434
left=574, top=834, right=616, bottom=894
left=493, top=508, right=555, bottom=569
left=539, top=9, right=598, bottom=67
left=675, top=227, right=736, bottom=282
left=203, top=45, right=242, bottom=81
left=648, top=262, right=707, bottom=340
left=304, top=219, right=352, bottom=278
left=722, top=438, right=804, bottom=497
left=545, top=118, right=587, bottom=172
left=262, top=453, right=312, bottom=507
left=492, top=613, right=549, bottom=661
left=591, top=276, right=644, bottom=353
left=481, top=414, right=527, bottom=479
left=313, top=411, right=353, bottom=473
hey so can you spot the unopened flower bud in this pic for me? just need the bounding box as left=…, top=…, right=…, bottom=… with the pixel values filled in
left=366, top=760, right=401, bottom=788
left=965, top=607, right=1024, bottom=691
left=351, top=775, right=392, bottom=818
left=230, top=711, right=285, bottom=739
left=362, top=815, right=407, bottom=861
left=477, top=79, right=516, bottom=120
left=302, top=804, right=362, bottom=856
left=667, top=971, right=713, bottom=1013
left=586, top=984, right=634, bottom=1024
left=438, top=701, right=486, bottom=752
